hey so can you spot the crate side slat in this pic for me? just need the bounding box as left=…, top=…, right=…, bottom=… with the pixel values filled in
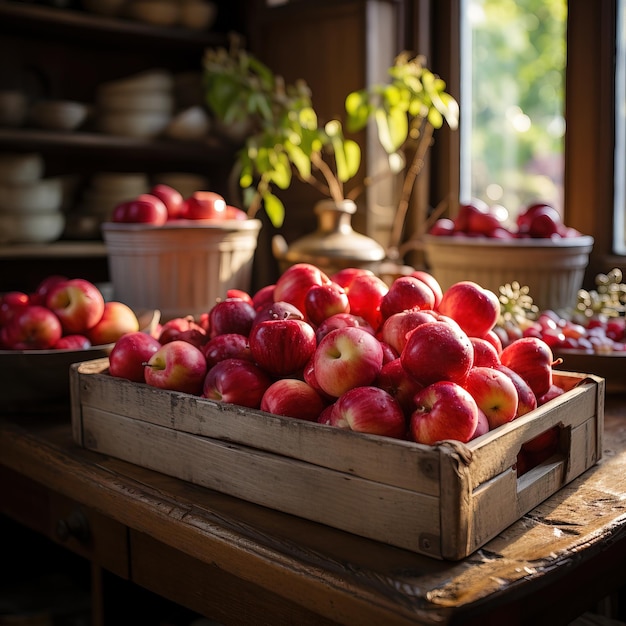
left=73, top=359, right=441, bottom=495
left=79, top=406, right=442, bottom=556
left=465, top=378, right=600, bottom=489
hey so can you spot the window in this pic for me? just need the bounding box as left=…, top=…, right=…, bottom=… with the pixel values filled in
left=614, top=0, right=626, bottom=255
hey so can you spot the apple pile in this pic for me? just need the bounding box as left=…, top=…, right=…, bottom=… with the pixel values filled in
left=110, top=184, right=248, bottom=225
left=0, top=275, right=141, bottom=350
left=107, top=263, right=565, bottom=470
left=428, top=198, right=584, bottom=240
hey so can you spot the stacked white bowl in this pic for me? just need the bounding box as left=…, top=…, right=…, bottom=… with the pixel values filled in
left=96, top=70, right=175, bottom=139
left=0, top=153, right=66, bottom=244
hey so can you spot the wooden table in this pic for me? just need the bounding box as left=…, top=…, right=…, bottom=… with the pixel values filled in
left=1, top=394, right=626, bottom=626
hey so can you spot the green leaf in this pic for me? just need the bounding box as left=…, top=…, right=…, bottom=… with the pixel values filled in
left=285, top=142, right=312, bottom=179
left=333, top=137, right=361, bottom=182
left=375, top=107, right=408, bottom=154
left=263, top=191, right=285, bottom=228
left=268, top=152, right=292, bottom=189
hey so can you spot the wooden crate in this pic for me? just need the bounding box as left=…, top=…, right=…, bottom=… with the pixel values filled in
left=70, top=359, right=604, bottom=560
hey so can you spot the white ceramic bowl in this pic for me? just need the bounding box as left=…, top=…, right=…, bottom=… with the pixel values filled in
left=98, top=110, right=171, bottom=138
left=0, top=90, right=28, bottom=128
left=128, top=0, right=179, bottom=25
left=164, top=106, right=210, bottom=140
left=179, top=0, right=217, bottom=30
left=30, top=100, right=89, bottom=131
left=0, top=178, right=63, bottom=213
left=97, top=90, right=174, bottom=114
left=0, top=153, right=44, bottom=184
left=97, top=70, right=174, bottom=98
left=0, top=212, right=65, bottom=244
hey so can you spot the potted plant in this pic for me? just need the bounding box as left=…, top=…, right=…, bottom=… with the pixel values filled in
left=203, top=37, right=458, bottom=273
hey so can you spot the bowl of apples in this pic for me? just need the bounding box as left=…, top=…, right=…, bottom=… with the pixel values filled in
left=424, top=200, right=594, bottom=312
left=0, top=275, right=159, bottom=413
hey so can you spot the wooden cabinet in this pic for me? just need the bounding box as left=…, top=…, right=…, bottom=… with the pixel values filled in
left=0, top=0, right=246, bottom=292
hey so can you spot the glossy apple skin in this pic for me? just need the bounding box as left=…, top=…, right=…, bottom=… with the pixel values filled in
left=0, top=305, right=63, bottom=350
left=400, top=320, right=474, bottom=387
left=410, top=271, right=443, bottom=308
left=330, top=267, right=374, bottom=289
left=203, top=358, right=272, bottom=409
left=30, top=274, right=67, bottom=306
left=330, top=386, right=407, bottom=439
left=144, top=340, right=207, bottom=395
left=304, top=282, right=350, bottom=326
left=470, top=336, right=501, bottom=367
left=87, top=301, right=139, bottom=345
left=437, top=281, right=500, bottom=339
left=462, top=366, right=519, bottom=430
left=344, top=272, right=389, bottom=332
left=0, top=291, right=30, bottom=325
left=150, top=184, right=185, bottom=220
left=249, top=317, right=317, bottom=378
left=253, top=301, right=304, bottom=329
left=114, top=194, right=168, bottom=225
left=45, top=278, right=106, bottom=335
left=314, top=312, right=374, bottom=343
left=380, top=309, right=437, bottom=355
left=313, top=326, right=384, bottom=398
left=260, top=378, right=327, bottom=421
left=158, top=316, right=206, bottom=345
left=109, top=331, right=162, bottom=383
left=470, top=408, right=490, bottom=440
left=251, top=284, right=276, bottom=311
left=409, top=380, right=479, bottom=445
left=494, top=364, right=538, bottom=417
left=453, top=199, right=490, bottom=232
left=380, top=276, right=435, bottom=320
left=202, top=333, right=252, bottom=369
left=375, top=358, right=424, bottom=416
left=208, top=298, right=256, bottom=338
left=184, top=191, right=227, bottom=220
left=428, top=218, right=456, bottom=236
left=54, top=334, right=92, bottom=350
left=273, top=263, right=331, bottom=315
left=500, top=336, right=554, bottom=398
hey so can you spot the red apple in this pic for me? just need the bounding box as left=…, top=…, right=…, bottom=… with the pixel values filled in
left=343, top=272, right=388, bottom=332
left=494, top=364, right=538, bottom=417
left=410, top=271, right=443, bottom=308
left=500, top=336, right=555, bottom=398
left=253, top=300, right=304, bottom=328
left=202, top=333, right=252, bottom=369
left=45, top=278, right=106, bottom=334
left=226, top=289, right=253, bottom=305
left=331, top=267, right=375, bottom=289
left=108, top=331, right=162, bottom=383
left=313, top=326, right=384, bottom=398
left=537, top=383, right=566, bottom=406
left=380, top=309, right=438, bottom=355
left=400, top=320, right=474, bottom=386
left=87, top=301, right=139, bottom=345
left=249, top=317, right=317, bottom=377
left=30, top=274, right=67, bottom=306
left=273, top=263, right=331, bottom=315
left=428, top=218, right=456, bottom=236
left=463, top=366, right=519, bottom=430
left=260, top=378, right=327, bottom=421
left=304, top=281, right=350, bottom=326
left=208, top=298, right=256, bottom=338
left=467, top=208, right=504, bottom=236
left=0, top=305, right=62, bottom=350
left=251, top=284, right=276, bottom=311
left=315, top=312, right=375, bottom=343
left=409, top=381, right=479, bottom=445
left=225, top=205, right=248, bottom=220
left=184, top=191, right=227, bottom=220
left=470, top=407, right=490, bottom=440
left=437, top=281, right=500, bottom=339
left=454, top=199, right=490, bottom=232
left=202, top=358, right=272, bottom=409
left=379, top=275, right=435, bottom=320
left=158, top=316, right=206, bottom=345
left=144, top=339, right=207, bottom=394
left=329, top=386, right=407, bottom=439
left=113, top=194, right=168, bottom=225
left=0, top=291, right=30, bottom=325
left=375, top=357, right=424, bottom=416
left=150, top=183, right=186, bottom=220
left=54, top=334, right=92, bottom=350
left=470, top=336, right=501, bottom=367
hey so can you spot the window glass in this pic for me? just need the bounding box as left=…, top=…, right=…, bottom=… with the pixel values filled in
left=460, top=0, right=567, bottom=222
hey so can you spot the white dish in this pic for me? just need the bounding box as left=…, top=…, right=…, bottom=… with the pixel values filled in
left=98, top=110, right=171, bottom=138
left=0, top=153, right=44, bottom=184
left=97, top=90, right=174, bottom=114
left=0, top=212, right=65, bottom=244
left=0, top=178, right=63, bottom=214
left=97, top=70, right=174, bottom=97
left=30, top=100, right=89, bottom=132
left=164, top=106, right=210, bottom=140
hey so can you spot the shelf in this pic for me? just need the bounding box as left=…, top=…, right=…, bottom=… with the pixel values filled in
left=0, top=128, right=234, bottom=165
left=0, top=241, right=107, bottom=259
left=0, top=1, right=228, bottom=50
